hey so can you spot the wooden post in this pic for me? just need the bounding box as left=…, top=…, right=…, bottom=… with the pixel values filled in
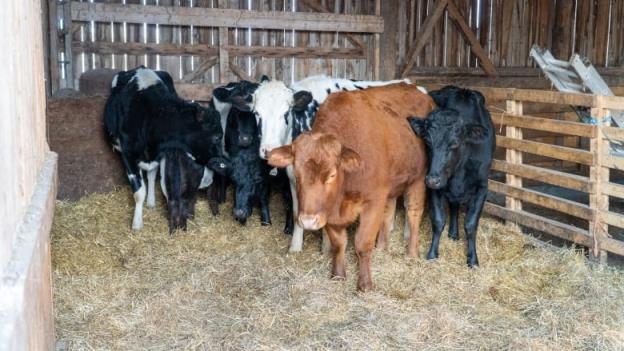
left=218, top=0, right=229, bottom=83
left=373, top=0, right=381, bottom=80
left=589, top=98, right=609, bottom=264
left=48, top=0, right=60, bottom=94
left=62, top=0, right=74, bottom=88
left=505, top=100, right=523, bottom=230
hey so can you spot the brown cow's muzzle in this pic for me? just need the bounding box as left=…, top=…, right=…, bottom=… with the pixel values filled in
left=298, top=214, right=326, bottom=230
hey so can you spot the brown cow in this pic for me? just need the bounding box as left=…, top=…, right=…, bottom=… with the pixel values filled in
left=268, top=83, right=435, bottom=291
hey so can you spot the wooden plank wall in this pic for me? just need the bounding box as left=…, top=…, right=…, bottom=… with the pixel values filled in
left=399, top=0, right=624, bottom=75
left=54, top=0, right=378, bottom=90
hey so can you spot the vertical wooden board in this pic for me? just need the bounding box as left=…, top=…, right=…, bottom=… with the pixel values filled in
left=479, top=0, right=490, bottom=66
left=618, top=1, right=624, bottom=66
left=424, top=0, right=432, bottom=67
left=552, top=0, right=574, bottom=59
left=93, top=0, right=108, bottom=70
left=125, top=0, right=141, bottom=69
left=158, top=0, right=177, bottom=79
left=396, top=0, right=408, bottom=71
left=575, top=0, right=591, bottom=59
left=594, top=0, right=610, bottom=66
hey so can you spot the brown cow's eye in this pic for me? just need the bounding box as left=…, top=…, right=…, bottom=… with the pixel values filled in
left=326, top=171, right=337, bottom=183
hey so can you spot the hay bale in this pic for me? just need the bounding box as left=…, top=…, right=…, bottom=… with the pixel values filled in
left=79, top=68, right=119, bottom=95
left=47, top=95, right=125, bottom=200
left=52, top=189, right=624, bottom=350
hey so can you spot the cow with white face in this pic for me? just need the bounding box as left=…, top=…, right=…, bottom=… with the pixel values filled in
left=229, top=75, right=424, bottom=253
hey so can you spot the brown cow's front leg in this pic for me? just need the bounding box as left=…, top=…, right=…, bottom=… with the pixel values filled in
left=405, top=180, right=426, bottom=257
left=325, top=224, right=348, bottom=280
left=355, top=201, right=386, bottom=291
left=376, top=197, right=397, bottom=250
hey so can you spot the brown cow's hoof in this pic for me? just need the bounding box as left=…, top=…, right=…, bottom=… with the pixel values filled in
left=357, top=279, right=374, bottom=292
left=331, top=266, right=346, bottom=280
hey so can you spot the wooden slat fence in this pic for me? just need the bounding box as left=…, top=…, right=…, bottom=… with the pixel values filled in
left=480, top=86, right=624, bottom=261
left=49, top=0, right=383, bottom=97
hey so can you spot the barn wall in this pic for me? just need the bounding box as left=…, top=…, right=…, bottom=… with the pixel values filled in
left=0, top=0, right=57, bottom=349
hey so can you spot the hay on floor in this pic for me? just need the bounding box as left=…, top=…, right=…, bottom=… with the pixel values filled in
left=53, top=188, right=624, bottom=350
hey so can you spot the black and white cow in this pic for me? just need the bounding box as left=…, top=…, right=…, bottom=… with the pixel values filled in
left=228, top=75, right=423, bottom=253
left=104, top=66, right=226, bottom=232
left=209, top=80, right=261, bottom=205
left=407, top=86, right=495, bottom=267
left=223, top=106, right=294, bottom=233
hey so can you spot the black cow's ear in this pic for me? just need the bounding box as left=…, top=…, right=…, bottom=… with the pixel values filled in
left=407, top=117, right=426, bottom=137
left=340, top=146, right=362, bottom=172
left=260, top=75, right=270, bottom=83
left=293, top=91, right=313, bottom=111
left=229, top=94, right=252, bottom=112
left=465, top=124, right=488, bottom=144
left=212, top=87, right=232, bottom=102
left=267, top=145, right=294, bottom=168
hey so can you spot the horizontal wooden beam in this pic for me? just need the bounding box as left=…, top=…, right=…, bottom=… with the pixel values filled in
left=496, top=135, right=594, bottom=165
left=603, top=154, right=624, bottom=170
left=176, top=83, right=216, bottom=102
left=491, top=113, right=596, bottom=138
left=410, top=66, right=624, bottom=77
left=73, top=41, right=219, bottom=56
left=603, top=211, right=624, bottom=230
left=490, top=159, right=593, bottom=193
left=488, top=180, right=594, bottom=221
left=299, top=0, right=366, bottom=49
left=71, top=2, right=384, bottom=33
left=484, top=202, right=594, bottom=248
left=603, top=182, right=624, bottom=200
left=227, top=45, right=364, bottom=59
left=603, top=126, right=624, bottom=142
left=73, top=42, right=365, bottom=59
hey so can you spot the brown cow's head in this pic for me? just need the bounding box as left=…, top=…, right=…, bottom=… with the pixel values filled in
left=268, top=132, right=362, bottom=230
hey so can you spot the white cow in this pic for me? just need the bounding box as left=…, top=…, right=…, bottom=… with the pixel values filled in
left=230, top=75, right=426, bottom=253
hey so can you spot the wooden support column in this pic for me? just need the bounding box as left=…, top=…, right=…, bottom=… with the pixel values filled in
left=505, top=100, right=523, bottom=230
left=589, top=98, right=609, bottom=264
left=48, top=0, right=60, bottom=94
left=373, top=0, right=381, bottom=80
left=217, top=0, right=229, bottom=83
left=62, top=0, right=74, bottom=88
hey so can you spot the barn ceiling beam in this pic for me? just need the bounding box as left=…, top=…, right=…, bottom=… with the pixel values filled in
left=70, top=1, right=384, bottom=33
left=400, top=0, right=498, bottom=78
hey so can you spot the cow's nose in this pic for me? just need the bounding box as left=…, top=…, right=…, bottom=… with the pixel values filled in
left=233, top=208, right=248, bottom=222
left=425, top=175, right=442, bottom=189
left=299, top=214, right=321, bottom=230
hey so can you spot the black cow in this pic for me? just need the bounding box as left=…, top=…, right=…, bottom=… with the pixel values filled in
left=407, top=86, right=495, bottom=267
left=223, top=107, right=294, bottom=234
left=104, top=66, right=226, bottom=233
left=209, top=79, right=262, bottom=206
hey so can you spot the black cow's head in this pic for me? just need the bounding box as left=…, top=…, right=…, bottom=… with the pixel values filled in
left=408, top=109, right=488, bottom=189
left=214, top=79, right=262, bottom=112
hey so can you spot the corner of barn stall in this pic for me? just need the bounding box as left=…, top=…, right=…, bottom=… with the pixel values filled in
left=31, top=0, right=624, bottom=349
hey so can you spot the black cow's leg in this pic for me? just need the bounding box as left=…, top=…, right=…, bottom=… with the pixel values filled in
left=448, top=202, right=460, bottom=240
left=122, top=156, right=145, bottom=231
left=208, top=183, right=220, bottom=216
left=464, top=187, right=487, bottom=267
left=282, top=184, right=294, bottom=235
left=259, top=185, right=271, bottom=226
left=217, top=174, right=228, bottom=204
left=427, top=190, right=446, bottom=260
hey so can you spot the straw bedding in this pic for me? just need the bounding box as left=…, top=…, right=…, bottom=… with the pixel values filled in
left=53, top=188, right=624, bottom=350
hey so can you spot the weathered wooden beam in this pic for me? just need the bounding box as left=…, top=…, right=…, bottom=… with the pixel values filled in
left=229, top=60, right=255, bottom=82
left=400, top=0, right=448, bottom=77
left=227, top=45, right=365, bottom=59
left=70, top=2, right=384, bottom=33
left=72, top=41, right=219, bottom=56
left=299, top=0, right=366, bottom=49
left=446, top=0, right=498, bottom=76
left=72, top=41, right=365, bottom=59
left=182, top=57, right=219, bottom=83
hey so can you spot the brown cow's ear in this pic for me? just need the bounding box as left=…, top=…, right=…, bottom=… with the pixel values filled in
left=268, top=145, right=294, bottom=168
left=340, top=147, right=362, bottom=172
